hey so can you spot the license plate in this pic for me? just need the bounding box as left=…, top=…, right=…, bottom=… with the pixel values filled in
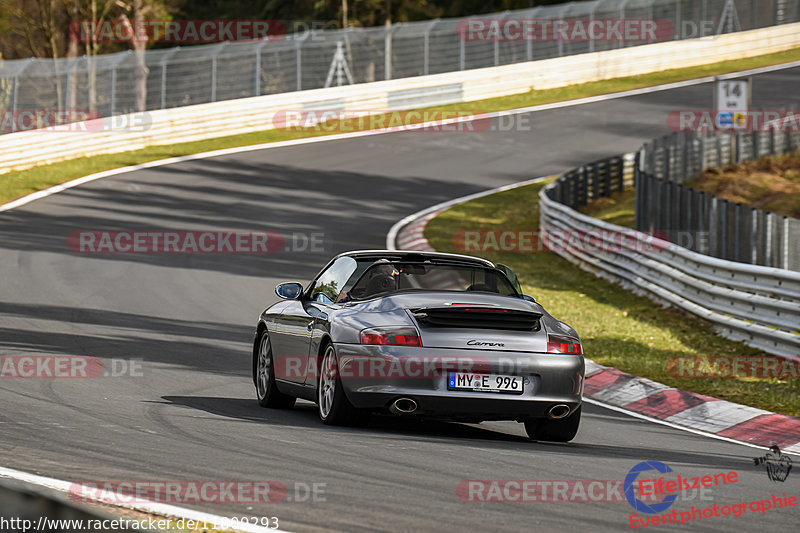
left=448, top=372, right=524, bottom=394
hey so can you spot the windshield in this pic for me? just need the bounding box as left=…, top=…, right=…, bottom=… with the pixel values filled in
left=343, top=261, right=519, bottom=301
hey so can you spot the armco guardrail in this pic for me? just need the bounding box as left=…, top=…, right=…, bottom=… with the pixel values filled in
left=540, top=154, right=800, bottom=359
left=1, top=23, right=800, bottom=174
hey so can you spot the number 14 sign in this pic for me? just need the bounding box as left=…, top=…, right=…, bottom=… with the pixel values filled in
left=715, top=77, right=751, bottom=130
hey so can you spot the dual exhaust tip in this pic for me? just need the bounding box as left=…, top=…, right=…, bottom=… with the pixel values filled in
left=390, top=397, right=418, bottom=415
left=548, top=404, right=571, bottom=419
left=390, top=399, right=569, bottom=419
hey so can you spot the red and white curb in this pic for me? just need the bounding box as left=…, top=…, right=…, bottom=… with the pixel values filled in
left=387, top=181, right=800, bottom=455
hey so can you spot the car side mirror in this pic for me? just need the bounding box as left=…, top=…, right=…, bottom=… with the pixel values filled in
left=275, top=282, right=303, bottom=299
left=521, top=294, right=536, bottom=303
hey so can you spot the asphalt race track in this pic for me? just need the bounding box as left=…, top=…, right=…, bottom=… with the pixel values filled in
left=1, top=68, right=799, bottom=532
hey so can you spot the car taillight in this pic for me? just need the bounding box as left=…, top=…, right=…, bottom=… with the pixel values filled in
left=547, top=336, right=582, bottom=355
left=360, top=327, right=422, bottom=347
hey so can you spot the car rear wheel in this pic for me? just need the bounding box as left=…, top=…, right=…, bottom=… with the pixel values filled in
left=318, top=343, right=361, bottom=426
left=524, top=405, right=581, bottom=442
left=255, top=331, right=296, bottom=409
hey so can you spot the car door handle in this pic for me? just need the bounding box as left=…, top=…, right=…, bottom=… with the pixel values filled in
left=307, top=319, right=316, bottom=330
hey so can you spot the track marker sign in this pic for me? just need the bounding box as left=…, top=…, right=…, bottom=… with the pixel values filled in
left=714, top=77, right=751, bottom=130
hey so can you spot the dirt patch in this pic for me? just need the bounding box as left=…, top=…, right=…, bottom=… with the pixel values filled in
left=690, top=152, right=800, bottom=218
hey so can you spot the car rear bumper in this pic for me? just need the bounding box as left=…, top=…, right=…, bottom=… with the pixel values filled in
left=333, top=343, right=584, bottom=421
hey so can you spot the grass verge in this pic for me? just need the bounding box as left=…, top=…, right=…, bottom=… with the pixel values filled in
left=424, top=179, right=800, bottom=416
left=3, top=47, right=800, bottom=205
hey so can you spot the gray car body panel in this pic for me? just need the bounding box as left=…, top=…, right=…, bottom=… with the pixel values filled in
left=255, top=250, right=584, bottom=421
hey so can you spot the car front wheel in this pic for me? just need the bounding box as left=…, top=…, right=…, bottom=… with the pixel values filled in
left=255, top=331, right=296, bottom=409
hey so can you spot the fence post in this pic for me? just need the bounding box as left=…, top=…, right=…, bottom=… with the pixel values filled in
left=619, top=0, right=631, bottom=48
left=783, top=216, right=790, bottom=270
left=159, top=47, right=179, bottom=110
left=753, top=130, right=759, bottom=159
left=734, top=202, right=741, bottom=261
left=495, top=11, right=510, bottom=66
left=770, top=125, right=776, bottom=155
left=720, top=199, right=728, bottom=260
left=254, top=40, right=268, bottom=96
left=709, top=196, right=718, bottom=257
left=385, top=23, right=400, bottom=80
left=459, top=34, right=465, bottom=70
left=698, top=191, right=707, bottom=254
left=557, top=4, right=570, bottom=57
left=526, top=7, right=542, bottom=60
left=751, top=207, right=758, bottom=264
left=210, top=43, right=228, bottom=102
left=10, top=58, right=33, bottom=131
left=295, top=33, right=308, bottom=92
left=687, top=186, right=693, bottom=249
left=765, top=212, right=774, bottom=267
left=423, top=19, right=439, bottom=75
left=109, top=51, right=130, bottom=116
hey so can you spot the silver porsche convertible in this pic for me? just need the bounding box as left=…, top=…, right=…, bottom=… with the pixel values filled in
left=252, top=250, right=584, bottom=442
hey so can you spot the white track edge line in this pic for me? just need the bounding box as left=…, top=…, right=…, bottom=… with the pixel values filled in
left=0, top=465, right=290, bottom=533
left=582, top=398, right=800, bottom=457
